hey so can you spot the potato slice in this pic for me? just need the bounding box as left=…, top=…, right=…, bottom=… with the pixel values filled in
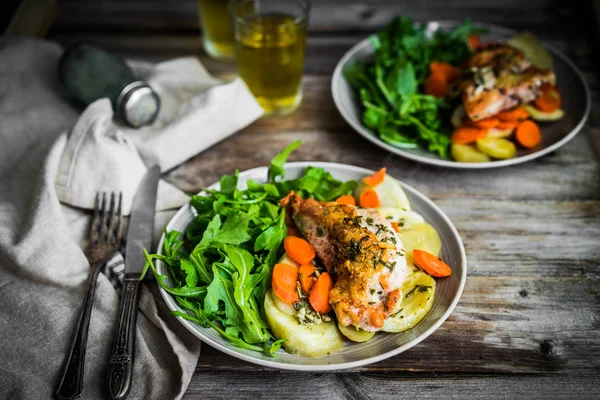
left=397, top=222, right=442, bottom=267
left=523, top=103, right=564, bottom=121
left=486, top=128, right=514, bottom=139
left=264, top=290, right=344, bottom=358
left=376, top=207, right=424, bottom=230
left=476, top=137, right=516, bottom=159
left=356, top=174, right=411, bottom=210
left=506, top=31, right=553, bottom=70
left=382, top=271, right=436, bottom=333
left=337, top=323, right=376, bottom=343
left=451, top=143, right=491, bottom=163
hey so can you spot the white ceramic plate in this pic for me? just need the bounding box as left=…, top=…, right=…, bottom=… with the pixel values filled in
left=155, top=162, right=467, bottom=370
left=331, top=21, right=591, bottom=169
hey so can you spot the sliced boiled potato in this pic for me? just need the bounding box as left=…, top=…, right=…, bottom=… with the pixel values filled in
left=523, top=103, right=564, bottom=121
left=273, top=290, right=296, bottom=316
left=487, top=128, right=514, bottom=139
left=397, top=222, right=442, bottom=267
left=506, top=31, right=553, bottom=70
left=264, top=290, right=344, bottom=358
left=382, top=271, right=436, bottom=333
left=376, top=207, right=424, bottom=230
left=278, top=252, right=300, bottom=268
left=451, top=143, right=491, bottom=163
left=451, top=105, right=466, bottom=128
left=476, top=137, right=517, bottom=159
left=337, top=323, right=376, bottom=343
left=355, top=174, right=411, bottom=210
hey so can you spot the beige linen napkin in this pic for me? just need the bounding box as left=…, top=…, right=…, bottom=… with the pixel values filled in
left=0, top=35, right=262, bottom=400
left=54, top=56, right=263, bottom=214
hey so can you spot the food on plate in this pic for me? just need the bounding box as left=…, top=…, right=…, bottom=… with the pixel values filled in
left=144, top=142, right=452, bottom=358
left=459, top=44, right=555, bottom=121
left=264, top=289, right=345, bottom=358
left=344, top=15, right=565, bottom=163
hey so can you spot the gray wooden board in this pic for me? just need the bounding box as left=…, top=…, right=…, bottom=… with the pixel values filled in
left=47, top=0, right=600, bottom=398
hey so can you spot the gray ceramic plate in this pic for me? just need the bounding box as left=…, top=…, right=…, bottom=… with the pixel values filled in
left=155, top=162, right=467, bottom=370
left=331, top=21, right=591, bottom=168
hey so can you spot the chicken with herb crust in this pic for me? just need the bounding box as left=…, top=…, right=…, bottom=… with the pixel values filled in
left=280, top=192, right=411, bottom=332
left=460, top=43, right=556, bottom=121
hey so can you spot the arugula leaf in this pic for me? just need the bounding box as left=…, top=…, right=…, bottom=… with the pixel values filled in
left=268, top=140, right=302, bottom=182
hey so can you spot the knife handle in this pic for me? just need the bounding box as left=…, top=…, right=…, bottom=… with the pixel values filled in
left=106, top=275, right=141, bottom=400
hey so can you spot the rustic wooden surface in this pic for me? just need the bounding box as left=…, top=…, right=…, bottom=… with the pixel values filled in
left=48, top=0, right=600, bottom=398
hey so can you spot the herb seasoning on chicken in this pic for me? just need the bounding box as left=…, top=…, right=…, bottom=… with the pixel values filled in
left=280, top=192, right=411, bottom=332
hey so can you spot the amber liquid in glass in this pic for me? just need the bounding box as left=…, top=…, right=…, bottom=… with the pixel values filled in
left=197, top=0, right=235, bottom=60
left=235, top=13, right=307, bottom=115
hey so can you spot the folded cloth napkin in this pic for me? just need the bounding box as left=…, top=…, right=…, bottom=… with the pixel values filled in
left=0, top=35, right=262, bottom=399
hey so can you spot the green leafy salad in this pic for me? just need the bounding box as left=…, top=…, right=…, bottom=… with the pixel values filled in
left=142, top=141, right=358, bottom=354
left=344, top=15, right=485, bottom=158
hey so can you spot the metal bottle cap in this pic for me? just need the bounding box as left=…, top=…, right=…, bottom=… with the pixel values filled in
left=116, top=81, right=160, bottom=128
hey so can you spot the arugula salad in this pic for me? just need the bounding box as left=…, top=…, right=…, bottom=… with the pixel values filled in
left=344, top=15, right=485, bottom=158
left=142, top=141, right=358, bottom=354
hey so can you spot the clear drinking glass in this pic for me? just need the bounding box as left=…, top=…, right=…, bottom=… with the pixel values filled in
left=229, top=0, right=310, bottom=116
left=197, top=0, right=235, bottom=60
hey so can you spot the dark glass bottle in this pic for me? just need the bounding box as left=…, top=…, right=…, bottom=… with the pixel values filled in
left=58, top=43, right=160, bottom=128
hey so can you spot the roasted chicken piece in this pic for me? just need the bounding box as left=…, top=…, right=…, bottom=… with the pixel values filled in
left=460, top=43, right=555, bottom=121
left=280, top=192, right=410, bottom=332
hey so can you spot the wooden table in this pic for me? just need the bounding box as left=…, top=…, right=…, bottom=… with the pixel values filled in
left=48, top=0, right=600, bottom=398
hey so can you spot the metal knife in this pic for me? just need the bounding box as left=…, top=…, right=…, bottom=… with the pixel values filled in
left=106, top=165, right=160, bottom=400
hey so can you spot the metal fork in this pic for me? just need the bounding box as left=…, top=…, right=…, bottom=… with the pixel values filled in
left=55, top=192, right=123, bottom=400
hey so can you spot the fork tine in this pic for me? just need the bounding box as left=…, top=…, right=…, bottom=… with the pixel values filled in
left=107, top=192, right=117, bottom=244
left=90, top=193, right=101, bottom=245
left=115, top=192, right=123, bottom=243
left=100, top=192, right=109, bottom=243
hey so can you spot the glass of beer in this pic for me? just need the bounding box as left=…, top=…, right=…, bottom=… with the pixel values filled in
left=229, top=0, right=310, bottom=116
left=197, top=0, right=235, bottom=60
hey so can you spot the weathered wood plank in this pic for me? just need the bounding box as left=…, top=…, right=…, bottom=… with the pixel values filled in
left=191, top=276, right=600, bottom=374
left=51, top=0, right=573, bottom=42
left=47, top=30, right=571, bottom=76
left=161, top=103, right=600, bottom=202
left=183, top=373, right=600, bottom=400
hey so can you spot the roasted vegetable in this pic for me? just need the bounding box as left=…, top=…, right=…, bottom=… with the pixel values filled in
left=337, top=323, right=376, bottom=343
left=264, top=290, right=345, bottom=358
left=382, top=271, right=436, bottom=333
left=476, top=137, right=517, bottom=159
left=451, top=143, right=491, bottom=162
left=356, top=174, right=411, bottom=211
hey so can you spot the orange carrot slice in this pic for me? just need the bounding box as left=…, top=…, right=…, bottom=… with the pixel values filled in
left=309, top=272, right=333, bottom=314
left=424, top=73, right=448, bottom=98
left=515, top=120, right=542, bottom=148
left=284, top=236, right=316, bottom=265
left=534, top=83, right=561, bottom=112
left=359, top=188, right=381, bottom=208
left=451, top=126, right=488, bottom=145
left=390, top=222, right=400, bottom=233
left=468, top=35, right=480, bottom=51
left=496, top=106, right=529, bottom=122
left=413, top=249, right=452, bottom=277
left=496, top=120, right=520, bottom=131
left=272, top=263, right=299, bottom=304
left=336, top=194, right=356, bottom=206
left=363, top=167, right=387, bottom=187
left=298, top=264, right=317, bottom=294
left=430, top=61, right=461, bottom=82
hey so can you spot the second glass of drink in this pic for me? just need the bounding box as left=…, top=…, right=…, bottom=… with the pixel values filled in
left=230, top=0, right=310, bottom=116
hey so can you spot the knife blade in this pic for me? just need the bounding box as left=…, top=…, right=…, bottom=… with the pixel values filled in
left=124, top=165, right=161, bottom=275
left=107, top=165, right=160, bottom=400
